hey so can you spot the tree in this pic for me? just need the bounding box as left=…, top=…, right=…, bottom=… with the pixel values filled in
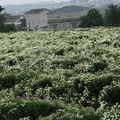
left=104, top=4, right=120, bottom=26
left=0, top=6, right=15, bottom=32
left=80, top=9, right=103, bottom=27
left=0, top=6, right=5, bottom=25
left=0, top=14, right=5, bottom=26
left=20, top=18, right=26, bottom=28
left=18, top=18, right=27, bottom=31
left=0, top=6, right=5, bottom=12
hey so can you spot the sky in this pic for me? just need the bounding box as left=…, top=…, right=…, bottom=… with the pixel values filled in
left=0, top=0, right=69, bottom=5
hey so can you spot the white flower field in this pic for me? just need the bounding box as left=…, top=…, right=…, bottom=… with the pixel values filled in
left=0, top=27, right=120, bottom=120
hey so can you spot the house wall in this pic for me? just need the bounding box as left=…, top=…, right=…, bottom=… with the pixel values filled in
left=48, top=21, right=81, bottom=29
left=47, top=10, right=88, bottom=29
left=26, top=10, right=50, bottom=30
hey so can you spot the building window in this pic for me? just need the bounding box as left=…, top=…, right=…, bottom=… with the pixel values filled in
left=55, top=15, right=60, bottom=18
left=50, top=24, right=58, bottom=29
left=70, top=23, right=78, bottom=28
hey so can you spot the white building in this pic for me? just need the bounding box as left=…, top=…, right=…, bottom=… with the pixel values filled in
left=47, top=6, right=89, bottom=29
left=25, top=9, right=51, bottom=30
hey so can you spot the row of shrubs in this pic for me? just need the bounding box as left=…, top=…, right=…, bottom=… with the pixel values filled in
left=48, top=74, right=120, bottom=108
left=0, top=97, right=119, bottom=120
left=10, top=73, right=120, bottom=110
left=52, top=58, right=108, bottom=73
left=0, top=72, right=36, bottom=90
left=0, top=99, right=61, bottom=120
left=0, top=27, right=119, bottom=119
left=0, top=24, right=16, bottom=33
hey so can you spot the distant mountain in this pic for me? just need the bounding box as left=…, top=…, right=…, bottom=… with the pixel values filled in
left=2, top=1, right=55, bottom=15
left=2, top=0, right=120, bottom=15
left=69, top=0, right=120, bottom=8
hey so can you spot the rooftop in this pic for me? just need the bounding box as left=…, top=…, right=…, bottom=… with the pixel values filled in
left=48, top=6, right=89, bottom=14
left=5, top=15, right=21, bottom=24
left=25, top=8, right=50, bottom=14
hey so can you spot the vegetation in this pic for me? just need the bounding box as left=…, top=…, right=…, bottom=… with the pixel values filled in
left=0, top=27, right=120, bottom=119
left=0, top=6, right=5, bottom=27
left=104, top=4, right=120, bottom=26
left=80, top=4, right=120, bottom=27
left=19, top=18, right=26, bottom=31
left=80, top=9, right=103, bottom=27
left=0, top=24, right=16, bottom=32
left=0, top=6, right=17, bottom=32
left=0, top=14, right=5, bottom=26
left=0, top=6, right=5, bottom=12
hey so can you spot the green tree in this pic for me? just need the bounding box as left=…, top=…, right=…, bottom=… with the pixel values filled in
left=80, top=9, right=103, bottom=27
left=104, top=4, right=120, bottom=26
left=0, top=14, right=5, bottom=26
left=0, top=6, right=5, bottom=26
left=20, top=18, right=26, bottom=28
left=0, top=6, right=5, bottom=12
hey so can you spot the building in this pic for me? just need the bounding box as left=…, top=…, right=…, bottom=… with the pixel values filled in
left=47, top=6, right=89, bottom=29
left=4, top=15, right=22, bottom=26
left=25, top=9, right=51, bottom=30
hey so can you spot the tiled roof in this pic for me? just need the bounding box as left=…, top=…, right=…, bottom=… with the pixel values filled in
left=25, top=8, right=50, bottom=14
left=48, top=6, right=89, bottom=14
left=5, top=15, right=21, bottom=24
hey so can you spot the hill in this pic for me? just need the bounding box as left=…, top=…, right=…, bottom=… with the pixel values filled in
left=2, top=0, right=120, bottom=15
left=0, top=27, right=120, bottom=119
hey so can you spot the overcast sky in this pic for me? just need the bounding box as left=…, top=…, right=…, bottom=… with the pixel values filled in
left=0, top=0, right=69, bottom=5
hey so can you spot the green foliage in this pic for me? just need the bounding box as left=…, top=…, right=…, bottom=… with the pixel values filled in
left=90, top=59, right=108, bottom=72
left=104, top=4, right=120, bottom=26
left=0, top=6, right=5, bottom=12
left=80, top=9, right=103, bottom=27
left=0, top=14, right=5, bottom=26
left=0, top=99, right=61, bottom=120
left=101, top=104, right=120, bottom=120
left=20, top=18, right=26, bottom=27
left=99, top=81, right=120, bottom=106
left=0, top=24, right=16, bottom=32
left=17, top=18, right=27, bottom=31
left=0, top=74, right=17, bottom=89
left=17, top=55, right=24, bottom=61
left=17, top=72, right=36, bottom=81
left=0, top=65, right=4, bottom=73
left=39, top=105, right=102, bottom=120
left=85, top=75, right=114, bottom=97
left=7, top=58, right=17, bottom=66
left=0, top=10, right=16, bottom=33
left=52, top=58, right=77, bottom=69
left=52, top=55, right=90, bottom=69
left=72, top=74, right=118, bottom=109
left=80, top=5, right=120, bottom=27
left=31, top=77, right=52, bottom=94
left=55, top=48, right=64, bottom=56
left=0, top=27, right=120, bottom=119
left=50, top=85, right=69, bottom=99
